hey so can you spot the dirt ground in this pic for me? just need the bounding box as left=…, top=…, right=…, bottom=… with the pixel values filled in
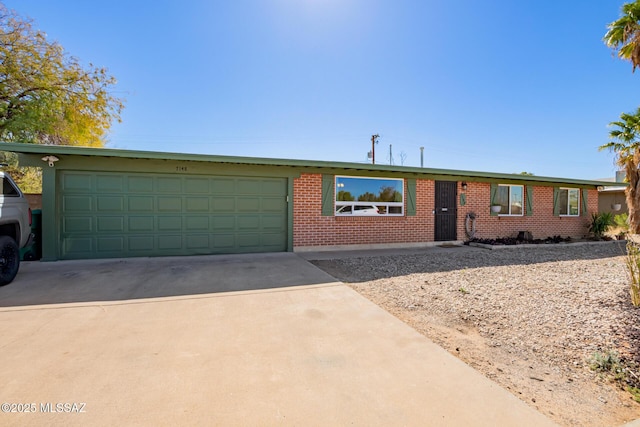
left=311, top=243, right=640, bottom=427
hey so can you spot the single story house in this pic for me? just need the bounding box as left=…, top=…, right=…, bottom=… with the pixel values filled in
left=2, top=142, right=613, bottom=261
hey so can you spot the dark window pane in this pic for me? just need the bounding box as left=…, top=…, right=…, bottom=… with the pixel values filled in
left=496, top=186, right=509, bottom=214
left=2, top=178, right=18, bottom=196
left=558, top=189, right=568, bottom=215
left=511, top=186, right=523, bottom=215
left=569, top=189, right=579, bottom=215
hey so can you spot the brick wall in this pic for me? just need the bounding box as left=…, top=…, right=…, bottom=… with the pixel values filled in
left=293, top=174, right=598, bottom=248
left=457, top=182, right=597, bottom=241
left=293, top=173, right=434, bottom=247
left=24, top=194, right=42, bottom=211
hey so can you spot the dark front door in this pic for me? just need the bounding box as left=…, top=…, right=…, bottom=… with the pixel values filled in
left=435, top=181, right=457, bottom=241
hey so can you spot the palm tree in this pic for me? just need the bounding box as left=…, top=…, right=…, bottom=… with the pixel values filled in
left=604, top=0, right=640, bottom=72
left=600, top=108, right=640, bottom=233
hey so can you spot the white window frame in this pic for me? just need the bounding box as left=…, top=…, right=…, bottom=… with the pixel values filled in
left=497, top=184, right=524, bottom=217
left=558, top=188, right=580, bottom=217
left=335, top=176, right=404, bottom=216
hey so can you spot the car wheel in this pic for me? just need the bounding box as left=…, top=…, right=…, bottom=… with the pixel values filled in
left=0, top=236, right=20, bottom=286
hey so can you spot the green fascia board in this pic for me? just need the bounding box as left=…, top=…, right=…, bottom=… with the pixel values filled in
left=0, top=142, right=618, bottom=188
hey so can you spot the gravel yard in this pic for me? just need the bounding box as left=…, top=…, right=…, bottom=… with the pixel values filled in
left=310, top=242, right=640, bottom=427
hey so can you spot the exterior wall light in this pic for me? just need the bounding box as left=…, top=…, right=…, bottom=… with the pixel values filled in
left=41, top=155, right=59, bottom=167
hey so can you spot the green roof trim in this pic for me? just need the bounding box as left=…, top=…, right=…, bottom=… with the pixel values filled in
left=0, top=142, right=618, bottom=188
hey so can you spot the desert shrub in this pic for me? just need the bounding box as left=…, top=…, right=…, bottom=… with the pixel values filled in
left=589, top=212, right=614, bottom=239
left=614, top=213, right=629, bottom=233
left=625, top=241, right=640, bottom=307
left=589, top=350, right=623, bottom=378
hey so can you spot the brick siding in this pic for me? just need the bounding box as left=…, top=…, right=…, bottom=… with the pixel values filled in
left=293, top=174, right=598, bottom=248
left=457, top=182, right=597, bottom=241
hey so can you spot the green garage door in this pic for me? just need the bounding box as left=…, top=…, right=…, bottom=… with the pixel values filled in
left=58, top=171, right=288, bottom=259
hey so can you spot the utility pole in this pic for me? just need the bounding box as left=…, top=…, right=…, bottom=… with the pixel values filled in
left=420, top=146, right=424, bottom=168
left=389, top=144, right=393, bottom=165
left=371, top=134, right=379, bottom=164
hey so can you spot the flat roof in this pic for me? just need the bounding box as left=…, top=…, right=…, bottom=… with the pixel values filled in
left=0, top=142, right=618, bottom=188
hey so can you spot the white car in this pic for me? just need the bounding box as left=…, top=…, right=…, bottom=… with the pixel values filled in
left=336, top=205, right=381, bottom=215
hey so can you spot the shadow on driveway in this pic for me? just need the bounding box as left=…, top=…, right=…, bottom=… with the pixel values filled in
left=0, top=252, right=340, bottom=308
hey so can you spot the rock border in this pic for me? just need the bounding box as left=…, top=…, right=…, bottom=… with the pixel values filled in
left=468, top=239, right=626, bottom=250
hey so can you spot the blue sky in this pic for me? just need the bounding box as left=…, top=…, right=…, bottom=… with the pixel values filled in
left=6, top=0, right=640, bottom=180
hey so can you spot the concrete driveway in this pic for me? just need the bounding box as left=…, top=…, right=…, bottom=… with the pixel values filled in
left=0, top=253, right=556, bottom=426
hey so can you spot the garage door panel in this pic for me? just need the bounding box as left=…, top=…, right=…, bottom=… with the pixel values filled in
left=212, top=234, right=235, bottom=249
left=237, top=233, right=261, bottom=249
left=97, top=196, right=124, bottom=212
left=186, top=197, right=209, bottom=212
left=186, top=216, right=209, bottom=230
left=158, top=177, right=181, bottom=193
left=186, top=178, right=209, bottom=193
left=59, top=172, right=287, bottom=259
left=211, top=178, right=235, bottom=194
left=63, top=173, right=93, bottom=191
left=65, top=238, right=92, bottom=254
left=64, top=196, right=92, bottom=212
left=129, top=196, right=154, bottom=212
left=158, top=216, right=182, bottom=231
left=236, top=179, right=258, bottom=194
left=262, top=179, right=285, bottom=195
left=97, top=175, right=123, bottom=192
left=237, top=216, right=260, bottom=230
left=128, top=176, right=154, bottom=192
left=212, top=216, right=235, bottom=230
left=97, top=217, right=124, bottom=232
left=262, top=215, right=286, bottom=230
left=186, top=234, right=209, bottom=249
left=129, top=217, right=154, bottom=231
left=64, top=217, right=92, bottom=233
left=129, top=236, right=154, bottom=251
left=97, top=237, right=124, bottom=252
left=262, top=233, right=286, bottom=248
left=262, top=197, right=284, bottom=212
left=158, top=197, right=181, bottom=212
left=158, top=235, right=182, bottom=250
left=237, top=197, right=259, bottom=212
left=212, top=197, right=235, bottom=212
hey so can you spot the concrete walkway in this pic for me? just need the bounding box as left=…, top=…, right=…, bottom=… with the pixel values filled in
left=0, top=253, right=556, bottom=426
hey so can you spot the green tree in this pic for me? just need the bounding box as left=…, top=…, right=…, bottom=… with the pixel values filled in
left=599, top=108, right=640, bottom=233
left=337, top=190, right=355, bottom=201
left=378, top=185, right=401, bottom=202
left=604, top=0, right=640, bottom=72
left=0, top=4, right=124, bottom=146
left=357, top=192, right=377, bottom=202
left=0, top=152, right=40, bottom=193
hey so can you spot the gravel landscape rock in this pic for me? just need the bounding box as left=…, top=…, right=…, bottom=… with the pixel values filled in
left=310, top=242, right=640, bottom=427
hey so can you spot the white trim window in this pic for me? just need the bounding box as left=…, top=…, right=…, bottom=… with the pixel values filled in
left=557, top=188, right=580, bottom=216
left=335, top=176, right=404, bottom=216
left=495, top=184, right=524, bottom=216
